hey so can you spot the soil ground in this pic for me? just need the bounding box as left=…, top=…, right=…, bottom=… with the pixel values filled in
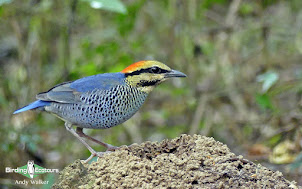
left=52, top=134, right=299, bottom=188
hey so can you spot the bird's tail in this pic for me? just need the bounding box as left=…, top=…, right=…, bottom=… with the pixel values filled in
left=13, top=100, right=50, bottom=114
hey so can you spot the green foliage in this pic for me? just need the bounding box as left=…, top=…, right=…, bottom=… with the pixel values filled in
left=201, top=0, right=227, bottom=9
left=257, top=71, right=279, bottom=93
left=158, top=125, right=186, bottom=139
left=268, top=134, right=282, bottom=147
left=80, top=0, right=127, bottom=14
left=0, top=0, right=11, bottom=6
left=243, top=124, right=253, bottom=136
left=239, top=2, right=255, bottom=16
left=255, top=93, right=274, bottom=111
left=114, top=1, right=145, bottom=36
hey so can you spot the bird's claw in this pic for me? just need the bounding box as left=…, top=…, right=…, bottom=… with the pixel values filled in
left=96, top=151, right=112, bottom=157
left=83, top=150, right=114, bottom=163
left=106, top=145, right=119, bottom=152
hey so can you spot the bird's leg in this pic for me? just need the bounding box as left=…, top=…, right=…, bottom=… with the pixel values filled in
left=75, top=127, right=118, bottom=151
left=64, top=122, right=109, bottom=163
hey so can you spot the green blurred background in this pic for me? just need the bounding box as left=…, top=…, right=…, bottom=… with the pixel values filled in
left=1, top=0, right=302, bottom=187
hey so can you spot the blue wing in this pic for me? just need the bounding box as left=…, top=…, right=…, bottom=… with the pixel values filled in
left=14, top=72, right=125, bottom=114
left=36, top=72, right=125, bottom=103
left=70, top=73, right=125, bottom=92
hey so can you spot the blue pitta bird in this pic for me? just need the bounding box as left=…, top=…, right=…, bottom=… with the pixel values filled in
left=14, top=60, right=186, bottom=162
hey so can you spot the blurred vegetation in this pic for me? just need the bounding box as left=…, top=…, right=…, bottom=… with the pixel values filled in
left=1, top=0, right=302, bottom=187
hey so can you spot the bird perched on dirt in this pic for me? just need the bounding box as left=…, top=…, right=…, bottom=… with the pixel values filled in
left=14, top=60, right=186, bottom=162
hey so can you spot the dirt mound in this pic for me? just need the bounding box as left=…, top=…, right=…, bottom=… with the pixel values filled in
left=52, top=134, right=298, bottom=188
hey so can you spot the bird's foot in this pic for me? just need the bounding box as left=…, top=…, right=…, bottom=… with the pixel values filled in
left=82, top=154, right=95, bottom=164
left=82, top=150, right=114, bottom=164
left=96, top=151, right=112, bottom=157
left=106, top=144, right=120, bottom=152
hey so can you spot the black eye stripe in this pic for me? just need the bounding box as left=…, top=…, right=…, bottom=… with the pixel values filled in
left=125, top=67, right=168, bottom=77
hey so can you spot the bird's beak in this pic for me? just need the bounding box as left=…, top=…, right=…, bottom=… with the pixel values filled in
left=165, top=69, right=187, bottom=78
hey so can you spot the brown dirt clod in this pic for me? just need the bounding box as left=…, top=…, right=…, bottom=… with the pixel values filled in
left=52, top=134, right=299, bottom=189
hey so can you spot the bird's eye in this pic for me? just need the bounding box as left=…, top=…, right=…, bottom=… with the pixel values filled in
left=150, top=67, right=161, bottom=74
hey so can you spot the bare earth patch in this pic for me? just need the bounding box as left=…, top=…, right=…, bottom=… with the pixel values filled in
left=52, top=134, right=299, bottom=188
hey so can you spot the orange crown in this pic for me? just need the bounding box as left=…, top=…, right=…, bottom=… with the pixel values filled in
left=121, top=61, right=147, bottom=73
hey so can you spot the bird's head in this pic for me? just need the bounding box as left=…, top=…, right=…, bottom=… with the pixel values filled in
left=121, top=60, right=186, bottom=93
